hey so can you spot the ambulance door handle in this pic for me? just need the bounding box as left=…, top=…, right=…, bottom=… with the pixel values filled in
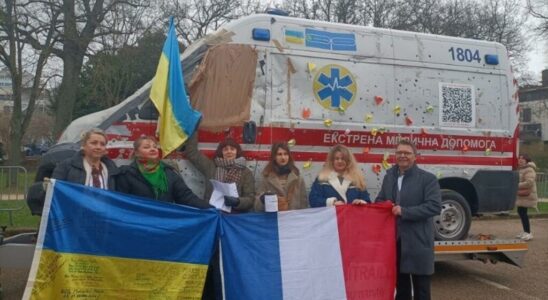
left=243, top=121, right=257, bottom=144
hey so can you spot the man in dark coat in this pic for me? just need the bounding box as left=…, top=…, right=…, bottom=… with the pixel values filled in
left=376, top=140, right=441, bottom=300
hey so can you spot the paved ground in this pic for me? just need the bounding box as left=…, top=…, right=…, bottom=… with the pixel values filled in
left=1, top=218, right=546, bottom=299
left=432, top=217, right=548, bottom=300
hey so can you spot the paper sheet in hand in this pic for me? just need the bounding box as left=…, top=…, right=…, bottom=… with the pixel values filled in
left=209, top=180, right=239, bottom=213
left=264, top=194, right=278, bottom=212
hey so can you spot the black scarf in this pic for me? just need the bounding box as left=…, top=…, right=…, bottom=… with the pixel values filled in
left=274, top=164, right=292, bottom=176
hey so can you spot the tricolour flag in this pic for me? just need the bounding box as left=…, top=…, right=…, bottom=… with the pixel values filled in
left=150, top=17, right=201, bottom=157
left=24, top=180, right=218, bottom=299
left=220, top=203, right=396, bottom=300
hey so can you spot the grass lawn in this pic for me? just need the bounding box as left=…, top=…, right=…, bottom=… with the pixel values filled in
left=0, top=200, right=40, bottom=232
left=531, top=201, right=548, bottom=214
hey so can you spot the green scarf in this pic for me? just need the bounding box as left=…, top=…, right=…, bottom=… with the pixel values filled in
left=137, top=159, right=168, bottom=198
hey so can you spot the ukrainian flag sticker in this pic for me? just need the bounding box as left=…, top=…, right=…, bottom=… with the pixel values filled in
left=285, top=29, right=304, bottom=44
left=313, top=64, right=357, bottom=111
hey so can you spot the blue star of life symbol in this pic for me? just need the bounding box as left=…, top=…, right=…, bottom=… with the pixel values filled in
left=316, top=67, right=355, bottom=109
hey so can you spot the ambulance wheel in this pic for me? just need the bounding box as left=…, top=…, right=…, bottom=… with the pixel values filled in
left=433, top=190, right=472, bottom=241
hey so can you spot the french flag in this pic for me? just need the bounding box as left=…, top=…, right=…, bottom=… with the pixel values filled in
left=220, top=202, right=396, bottom=300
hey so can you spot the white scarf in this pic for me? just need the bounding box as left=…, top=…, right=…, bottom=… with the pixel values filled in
left=83, top=159, right=109, bottom=189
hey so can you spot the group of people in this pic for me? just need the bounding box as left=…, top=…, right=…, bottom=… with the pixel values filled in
left=46, top=128, right=448, bottom=300
left=43, top=127, right=542, bottom=300
left=51, top=128, right=379, bottom=213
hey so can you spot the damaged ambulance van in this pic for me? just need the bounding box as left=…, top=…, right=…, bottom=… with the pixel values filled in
left=51, top=13, right=520, bottom=241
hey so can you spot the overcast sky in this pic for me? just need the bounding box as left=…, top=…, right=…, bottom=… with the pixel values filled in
left=526, top=12, right=547, bottom=82
left=528, top=40, right=547, bottom=79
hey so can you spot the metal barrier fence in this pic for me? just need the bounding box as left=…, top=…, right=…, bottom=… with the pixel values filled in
left=0, top=166, right=28, bottom=227
left=537, top=172, right=548, bottom=199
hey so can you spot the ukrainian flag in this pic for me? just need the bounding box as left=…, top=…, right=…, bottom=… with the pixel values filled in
left=285, top=29, right=304, bottom=44
left=150, top=17, right=201, bottom=157
left=24, top=180, right=218, bottom=299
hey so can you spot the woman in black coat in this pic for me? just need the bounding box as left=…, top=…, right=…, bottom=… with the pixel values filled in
left=117, top=136, right=210, bottom=209
left=52, top=128, right=119, bottom=190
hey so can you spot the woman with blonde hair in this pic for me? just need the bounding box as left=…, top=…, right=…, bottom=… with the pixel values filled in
left=117, top=136, right=210, bottom=208
left=255, top=142, right=308, bottom=212
left=309, top=144, right=370, bottom=207
left=52, top=128, right=119, bottom=189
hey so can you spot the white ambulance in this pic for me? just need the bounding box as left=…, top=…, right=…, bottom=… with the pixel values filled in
left=54, top=13, right=520, bottom=241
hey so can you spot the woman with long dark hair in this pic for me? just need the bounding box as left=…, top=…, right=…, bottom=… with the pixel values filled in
left=255, top=142, right=308, bottom=212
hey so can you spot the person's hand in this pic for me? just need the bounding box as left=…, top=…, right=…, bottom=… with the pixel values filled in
left=333, top=200, right=345, bottom=206
left=352, top=199, right=368, bottom=205
left=392, top=205, right=402, bottom=216
left=42, top=177, right=51, bottom=191
left=224, top=196, right=240, bottom=207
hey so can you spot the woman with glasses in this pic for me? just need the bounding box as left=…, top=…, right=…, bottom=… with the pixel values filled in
left=309, top=144, right=370, bottom=207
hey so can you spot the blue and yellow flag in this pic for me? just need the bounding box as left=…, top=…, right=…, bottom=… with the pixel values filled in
left=24, top=180, right=218, bottom=299
left=150, top=17, right=201, bottom=157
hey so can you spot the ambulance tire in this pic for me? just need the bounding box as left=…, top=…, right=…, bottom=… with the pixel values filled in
left=433, top=190, right=472, bottom=241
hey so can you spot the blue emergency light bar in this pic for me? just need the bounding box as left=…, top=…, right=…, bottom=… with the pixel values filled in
left=265, top=8, right=289, bottom=16
left=485, top=54, right=499, bottom=65
left=252, top=28, right=270, bottom=41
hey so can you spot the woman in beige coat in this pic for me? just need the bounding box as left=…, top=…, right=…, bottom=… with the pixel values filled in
left=255, top=142, right=308, bottom=212
left=516, top=153, right=538, bottom=241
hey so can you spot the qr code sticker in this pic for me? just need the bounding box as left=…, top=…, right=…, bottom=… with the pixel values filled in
left=439, top=83, right=475, bottom=127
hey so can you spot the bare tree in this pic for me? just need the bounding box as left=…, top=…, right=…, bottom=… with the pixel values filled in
left=282, top=0, right=321, bottom=20
left=236, top=0, right=264, bottom=16
left=0, top=0, right=58, bottom=166
left=157, top=0, right=244, bottom=45
left=18, top=0, right=149, bottom=138
left=362, top=0, right=401, bottom=28
left=52, top=0, right=150, bottom=137
left=284, top=0, right=364, bottom=24
left=527, top=0, right=548, bottom=36
left=96, top=1, right=153, bottom=52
